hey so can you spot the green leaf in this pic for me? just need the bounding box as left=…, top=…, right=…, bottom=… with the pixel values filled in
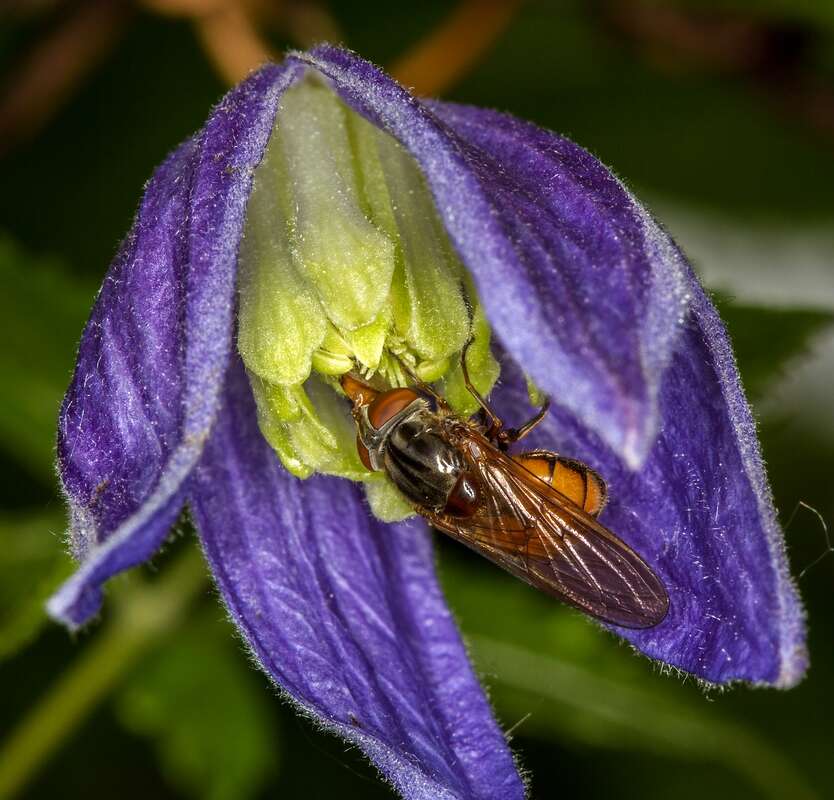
left=0, top=511, right=71, bottom=660
left=652, top=0, right=834, bottom=31
left=470, top=634, right=813, bottom=800
left=116, top=617, right=280, bottom=800
left=438, top=551, right=813, bottom=800
left=0, top=234, right=94, bottom=478
left=714, top=294, right=834, bottom=400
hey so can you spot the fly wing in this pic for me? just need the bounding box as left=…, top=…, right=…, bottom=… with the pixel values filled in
left=426, top=432, right=669, bottom=629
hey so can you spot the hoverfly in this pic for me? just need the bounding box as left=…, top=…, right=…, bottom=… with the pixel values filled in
left=340, top=347, right=669, bottom=629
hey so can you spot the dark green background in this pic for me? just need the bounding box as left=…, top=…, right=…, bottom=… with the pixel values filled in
left=2, top=1, right=833, bottom=798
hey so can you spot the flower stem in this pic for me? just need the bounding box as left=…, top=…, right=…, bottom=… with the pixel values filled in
left=192, top=3, right=274, bottom=85
left=0, top=547, right=208, bottom=799
left=390, top=0, right=527, bottom=96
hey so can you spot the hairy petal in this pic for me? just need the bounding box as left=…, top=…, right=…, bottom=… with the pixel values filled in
left=50, top=44, right=693, bottom=626
left=295, top=47, right=689, bottom=467
left=191, top=361, right=524, bottom=800
left=288, top=49, right=804, bottom=683
left=49, top=41, right=802, bottom=717
left=50, top=63, right=301, bottom=627
left=491, top=275, right=806, bottom=686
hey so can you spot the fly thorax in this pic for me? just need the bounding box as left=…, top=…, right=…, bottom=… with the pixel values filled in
left=382, top=409, right=468, bottom=510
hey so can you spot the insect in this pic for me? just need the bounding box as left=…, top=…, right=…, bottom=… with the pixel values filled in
left=340, top=347, right=669, bottom=629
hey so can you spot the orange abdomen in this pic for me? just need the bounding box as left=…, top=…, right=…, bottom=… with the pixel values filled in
left=512, top=450, right=607, bottom=516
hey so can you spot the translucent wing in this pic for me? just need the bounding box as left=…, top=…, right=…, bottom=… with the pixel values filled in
left=424, top=426, right=669, bottom=628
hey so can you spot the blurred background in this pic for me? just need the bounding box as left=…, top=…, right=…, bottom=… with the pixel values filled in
left=1, top=1, right=833, bottom=798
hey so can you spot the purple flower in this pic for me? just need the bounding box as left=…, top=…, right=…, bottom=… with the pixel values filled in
left=48, top=45, right=806, bottom=800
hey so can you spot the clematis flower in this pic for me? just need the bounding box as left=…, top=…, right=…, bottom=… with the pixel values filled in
left=48, top=45, right=806, bottom=799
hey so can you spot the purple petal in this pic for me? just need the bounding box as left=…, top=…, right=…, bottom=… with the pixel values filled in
left=288, top=50, right=804, bottom=685
left=190, top=360, right=524, bottom=800
left=50, top=63, right=301, bottom=627
left=295, top=46, right=688, bottom=467
left=408, top=100, right=806, bottom=684
left=48, top=43, right=801, bottom=800
left=490, top=278, right=806, bottom=686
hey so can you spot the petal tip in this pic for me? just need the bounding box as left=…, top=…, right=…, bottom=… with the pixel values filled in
left=46, top=576, right=102, bottom=632
left=776, top=649, right=809, bottom=689
left=774, top=601, right=809, bottom=689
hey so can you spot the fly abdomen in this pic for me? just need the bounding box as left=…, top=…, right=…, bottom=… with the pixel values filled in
left=513, top=450, right=607, bottom=516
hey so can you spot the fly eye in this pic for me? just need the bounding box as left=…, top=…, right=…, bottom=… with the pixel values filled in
left=367, top=388, right=421, bottom=430
left=356, top=436, right=374, bottom=471
left=444, top=473, right=480, bottom=517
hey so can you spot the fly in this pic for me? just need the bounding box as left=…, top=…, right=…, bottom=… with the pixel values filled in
left=340, top=346, right=669, bottom=629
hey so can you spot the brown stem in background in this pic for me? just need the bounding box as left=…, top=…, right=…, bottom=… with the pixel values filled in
left=390, top=0, right=526, bottom=96
left=605, top=0, right=772, bottom=74
left=0, top=0, right=131, bottom=158
left=192, top=2, right=275, bottom=83
left=140, top=0, right=278, bottom=84
left=140, top=0, right=233, bottom=13
left=281, top=0, right=344, bottom=49
left=602, top=0, right=834, bottom=145
left=147, top=0, right=345, bottom=85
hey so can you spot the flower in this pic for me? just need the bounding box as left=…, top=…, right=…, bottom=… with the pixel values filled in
left=48, top=45, right=806, bottom=800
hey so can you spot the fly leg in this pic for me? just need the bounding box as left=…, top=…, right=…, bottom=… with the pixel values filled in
left=460, top=341, right=551, bottom=448
left=497, top=398, right=551, bottom=447
left=392, top=353, right=452, bottom=412
left=460, top=339, right=506, bottom=442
